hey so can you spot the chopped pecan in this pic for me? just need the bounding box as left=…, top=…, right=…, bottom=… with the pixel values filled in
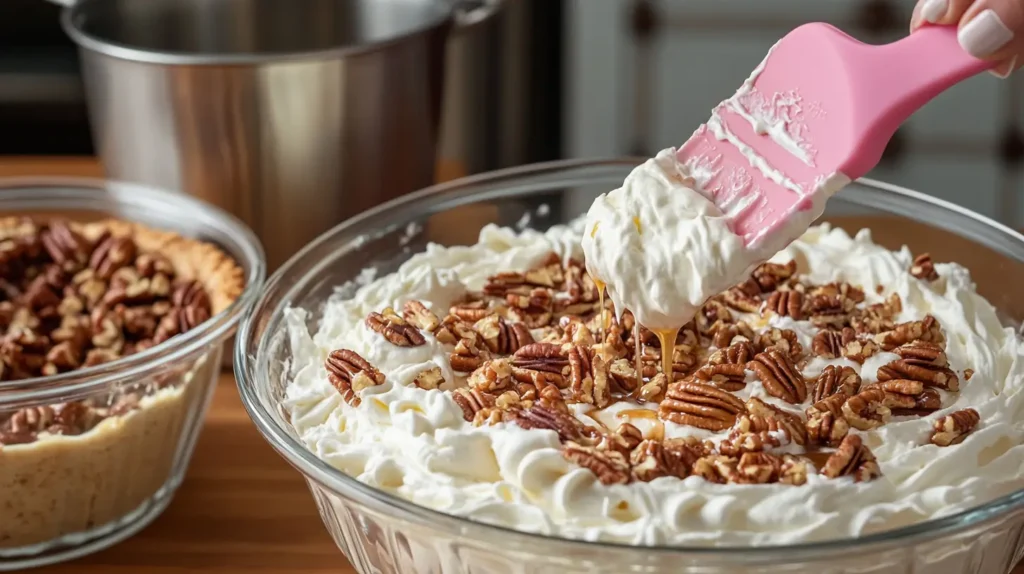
left=638, top=373, right=669, bottom=403
left=560, top=317, right=597, bottom=347
left=691, top=363, right=746, bottom=392
left=412, top=366, right=444, bottom=390
left=511, top=405, right=585, bottom=442
left=821, top=435, right=882, bottom=482
left=468, top=359, right=515, bottom=393
left=568, top=345, right=612, bottom=408
left=733, top=452, right=785, bottom=484
left=812, top=365, right=861, bottom=403
left=452, top=387, right=496, bottom=422
left=754, top=328, right=803, bottom=361
left=506, top=287, right=554, bottom=328
left=1, top=328, right=49, bottom=379
left=366, top=308, right=426, bottom=347
left=722, top=285, right=761, bottom=313
left=842, top=337, right=879, bottom=363
left=608, top=358, right=641, bottom=394
left=707, top=341, right=756, bottom=366
left=748, top=350, right=807, bottom=404
left=708, top=320, right=755, bottom=349
left=964, top=368, right=974, bottom=381
left=562, top=259, right=599, bottom=304
left=721, top=397, right=807, bottom=455
left=4, top=405, right=56, bottom=434
left=811, top=282, right=866, bottom=304
left=449, top=298, right=493, bottom=322
left=930, top=408, right=980, bottom=446
left=805, top=407, right=850, bottom=447
left=691, top=455, right=739, bottom=484
left=659, top=381, right=746, bottom=431
left=697, top=298, right=733, bottom=333
left=746, top=397, right=806, bottom=445
left=630, top=439, right=691, bottom=481
left=600, top=423, right=644, bottom=455
left=751, top=260, right=797, bottom=292
left=325, top=349, right=385, bottom=407
left=851, top=293, right=902, bottom=334
left=842, top=388, right=891, bottom=430
left=563, top=442, right=631, bottom=485
left=910, top=253, right=939, bottom=281
left=780, top=455, right=812, bottom=486
left=450, top=337, right=488, bottom=373
left=877, top=341, right=959, bottom=391
left=763, top=290, right=804, bottom=320
left=637, top=343, right=700, bottom=381
left=874, top=315, right=944, bottom=351
left=473, top=315, right=534, bottom=355
left=402, top=300, right=441, bottom=332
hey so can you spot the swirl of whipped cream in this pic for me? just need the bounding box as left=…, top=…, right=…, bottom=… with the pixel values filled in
left=581, top=149, right=752, bottom=331
left=284, top=221, right=1024, bottom=547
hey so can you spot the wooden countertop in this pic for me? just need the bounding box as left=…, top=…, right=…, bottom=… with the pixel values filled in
left=3, top=157, right=1022, bottom=574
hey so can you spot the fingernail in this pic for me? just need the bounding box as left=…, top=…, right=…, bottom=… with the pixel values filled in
left=989, top=55, right=1018, bottom=78
left=958, top=9, right=1014, bottom=58
left=921, top=0, right=948, bottom=23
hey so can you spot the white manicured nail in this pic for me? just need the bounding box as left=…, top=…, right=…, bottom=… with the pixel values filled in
left=921, top=0, right=948, bottom=23
left=989, top=55, right=1018, bottom=78
left=958, top=9, right=1014, bottom=58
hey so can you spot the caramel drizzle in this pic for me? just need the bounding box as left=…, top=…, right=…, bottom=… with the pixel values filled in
left=654, top=327, right=681, bottom=382
left=617, top=408, right=664, bottom=441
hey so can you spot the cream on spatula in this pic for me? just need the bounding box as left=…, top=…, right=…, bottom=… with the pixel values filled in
left=582, top=23, right=991, bottom=368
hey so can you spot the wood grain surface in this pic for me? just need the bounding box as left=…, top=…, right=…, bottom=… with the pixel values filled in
left=2, top=157, right=1022, bottom=573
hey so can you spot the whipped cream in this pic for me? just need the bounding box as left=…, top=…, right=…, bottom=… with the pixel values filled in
left=284, top=221, right=1024, bottom=546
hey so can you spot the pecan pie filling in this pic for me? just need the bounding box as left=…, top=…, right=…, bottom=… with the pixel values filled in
left=285, top=223, right=1023, bottom=545
left=0, top=217, right=242, bottom=550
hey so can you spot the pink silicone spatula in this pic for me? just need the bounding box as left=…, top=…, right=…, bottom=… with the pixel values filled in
left=677, top=23, right=993, bottom=251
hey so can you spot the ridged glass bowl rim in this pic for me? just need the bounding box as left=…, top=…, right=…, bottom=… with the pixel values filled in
left=0, top=176, right=266, bottom=405
left=236, top=158, right=1024, bottom=559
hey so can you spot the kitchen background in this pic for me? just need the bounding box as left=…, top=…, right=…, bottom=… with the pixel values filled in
left=3, top=0, right=1023, bottom=224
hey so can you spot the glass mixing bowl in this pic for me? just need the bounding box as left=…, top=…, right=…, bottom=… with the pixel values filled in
left=235, top=159, right=1024, bottom=573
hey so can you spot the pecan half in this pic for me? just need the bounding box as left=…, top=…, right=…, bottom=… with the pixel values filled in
left=5, top=405, right=55, bottom=434
left=707, top=341, right=756, bottom=366
left=40, top=220, right=90, bottom=272
left=402, top=300, right=441, bottom=332
left=877, top=341, right=959, bottom=391
left=842, top=388, right=891, bottom=430
left=568, top=345, right=612, bottom=408
left=751, top=260, right=797, bottom=292
left=821, top=434, right=882, bottom=482
left=659, top=381, right=746, bottom=431
left=691, top=363, right=746, bottom=392
left=512, top=343, right=567, bottom=373
left=748, top=350, right=807, bottom=404
left=910, top=253, right=939, bottom=281
left=930, top=408, right=980, bottom=446
left=452, top=387, right=496, bottom=422
left=607, top=358, right=640, bottom=394
left=450, top=337, right=489, bottom=373
left=473, top=315, right=534, bottom=355
left=806, top=292, right=856, bottom=328
left=754, top=328, right=803, bottom=361
left=89, top=235, right=136, bottom=280
left=366, top=308, right=426, bottom=347
left=697, top=298, right=733, bottom=333
left=812, top=328, right=853, bottom=359
left=449, top=298, right=492, bottom=322
left=874, top=315, right=944, bottom=351
left=812, top=365, right=861, bottom=403
left=325, top=349, right=385, bottom=407
left=763, top=290, right=804, bottom=320
left=563, top=442, right=631, bottom=485
left=512, top=405, right=586, bottom=442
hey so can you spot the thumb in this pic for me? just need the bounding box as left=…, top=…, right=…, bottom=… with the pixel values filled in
left=957, top=0, right=1024, bottom=77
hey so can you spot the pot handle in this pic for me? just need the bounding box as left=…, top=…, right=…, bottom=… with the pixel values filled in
left=452, top=0, right=502, bottom=28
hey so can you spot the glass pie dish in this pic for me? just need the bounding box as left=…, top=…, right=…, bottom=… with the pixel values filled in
left=236, top=159, right=1024, bottom=573
left=0, top=177, right=265, bottom=571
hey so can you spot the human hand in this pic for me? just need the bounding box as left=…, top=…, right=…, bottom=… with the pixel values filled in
left=911, top=0, right=1024, bottom=77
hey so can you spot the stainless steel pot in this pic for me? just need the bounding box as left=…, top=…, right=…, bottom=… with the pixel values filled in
left=58, top=0, right=501, bottom=270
